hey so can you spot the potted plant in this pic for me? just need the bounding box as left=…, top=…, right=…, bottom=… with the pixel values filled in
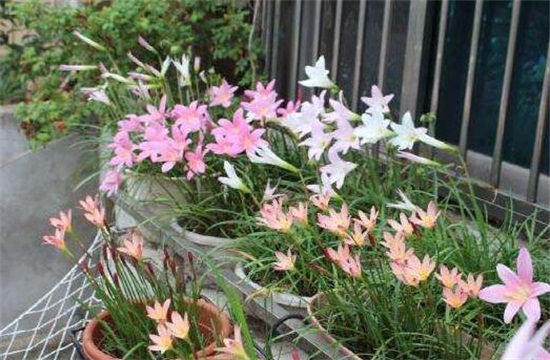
left=41, top=195, right=250, bottom=359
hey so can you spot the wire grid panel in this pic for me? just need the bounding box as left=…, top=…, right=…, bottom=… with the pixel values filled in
left=0, top=234, right=103, bottom=360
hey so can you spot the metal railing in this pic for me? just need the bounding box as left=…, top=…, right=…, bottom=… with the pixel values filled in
left=259, top=0, right=549, bottom=233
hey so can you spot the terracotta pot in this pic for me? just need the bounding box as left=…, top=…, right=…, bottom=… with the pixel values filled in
left=306, top=293, right=362, bottom=360
left=82, top=299, right=232, bottom=360
left=235, top=263, right=314, bottom=309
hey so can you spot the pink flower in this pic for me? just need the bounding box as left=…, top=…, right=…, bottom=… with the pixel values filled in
left=409, top=201, right=440, bottom=229
left=43, top=229, right=67, bottom=252
left=209, top=79, right=238, bottom=108
left=317, top=204, right=351, bottom=237
left=435, top=266, right=462, bottom=289
left=185, top=143, right=208, bottom=180
left=387, top=213, right=415, bottom=237
left=79, top=195, right=105, bottom=228
left=479, top=248, right=550, bottom=323
left=99, top=170, right=123, bottom=196
left=117, top=114, right=144, bottom=133
left=325, top=244, right=351, bottom=265
left=117, top=231, right=144, bottom=260
left=141, top=95, right=168, bottom=124
left=442, top=287, right=468, bottom=309
left=146, top=299, right=171, bottom=324
left=166, top=311, right=190, bottom=340
left=257, top=199, right=293, bottom=233
left=501, top=320, right=550, bottom=360
left=214, top=325, right=250, bottom=360
left=355, top=206, right=378, bottom=233
left=148, top=324, right=173, bottom=354
left=49, top=209, right=72, bottom=233
left=381, top=232, right=414, bottom=265
left=274, top=249, right=296, bottom=271
left=407, top=254, right=436, bottom=283
left=209, top=109, right=267, bottom=156
left=345, top=222, right=368, bottom=247
left=277, top=100, right=301, bottom=117
left=108, top=131, right=136, bottom=169
left=242, top=80, right=283, bottom=123
left=310, top=193, right=331, bottom=211
left=360, top=85, right=394, bottom=112
left=319, top=150, right=357, bottom=189
left=458, top=273, right=483, bottom=298
left=171, top=101, right=209, bottom=133
left=339, top=253, right=362, bottom=278
left=288, top=202, right=308, bottom=224
left=325, top=245, right=361, bottom=278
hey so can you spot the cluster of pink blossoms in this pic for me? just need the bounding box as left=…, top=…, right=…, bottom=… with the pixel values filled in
left=100, top=79, right=287, bottom=196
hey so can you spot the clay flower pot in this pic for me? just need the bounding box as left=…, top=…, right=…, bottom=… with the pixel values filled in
left=82, top=299, right=232, bottom=360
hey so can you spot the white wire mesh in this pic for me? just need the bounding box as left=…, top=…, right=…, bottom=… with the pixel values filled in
left=0, top=234, right=104, bottom=360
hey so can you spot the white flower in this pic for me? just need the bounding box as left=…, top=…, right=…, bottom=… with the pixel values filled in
left=299, top=120, right=333, bottom=160
left=281, top=91, right=326, bottom=138
left=58, top=64, right=97, bottom=72
left=360, top=85, right=394, bottom=112
left=320, top=150, right=357, bottom=189
left=354, top=108, right=393, bottom=145
left=397, top=152, right=441, bottom=167
left=307, top=172, right=337, bottom=197
left=247, top=146, right=299, bottom=173
left=299, top=56, right=335, bottom=89
left=218, top=161, right=250, bottom=193
left=387, top=189, right=417, bottom=213
left=172, top=55, right=191, bottom=87
left=81, top=86, right=110, bottom=105
left=262, top=180, right=284, bottom=202
left=389, top=112, right=455, bottom=151
left=138, top=36, right=158, bottom=54
left=101, top=72, right=136, bottom=85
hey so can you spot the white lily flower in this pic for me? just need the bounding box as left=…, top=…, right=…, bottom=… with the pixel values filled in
left=218, top=161, right=250, bottom=193
left=299, top=56, right=335, bottom=89
left=262, top=180, right=284, bottom=202
left=281, top=91, right=326, bottom=138
left=81, top=86, right=110, bottom=105
left=172, top=55, right=191, bottom=87
left=389, top=112, right=454, bottom=151
left=397, top=152, right=441, bottom=167
left=307, top=172, right=337, bottom=197
left=360, top=85, right=393, bottom=113
left=101, top=72, right=136, bottom=85
left=193, top=56, right=201, bottom=72
left=387, top=189, right=417, bottom=213
left=354, top=108, right=393, bottom=145
left=247, top=145, right=299, bottom=173
left=320, top=150, right=357, bottom=189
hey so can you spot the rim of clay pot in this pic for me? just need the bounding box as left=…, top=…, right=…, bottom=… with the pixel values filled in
left=234, top=262, right=314, bottom=309
left=82, top=298, right=232, bottom=360
left=306, top=293, right=362, bottom=360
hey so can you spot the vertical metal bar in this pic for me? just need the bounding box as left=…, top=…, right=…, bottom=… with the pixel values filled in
left=399, top=0, right=429, bottom=119
left=331, top=0, right=343, bottom=80
left=261, top=0, right=267, bottom=46
left=311, top=0, right=322, bottom=63
left=378, top=0, right=393, bottom=88
left=264, top=0, right=273, bottom=78
left=289, top=0, right=303, bottom=99
left=429, top=0, right=449, bottom=116
left=458, top=0, right=484, bottom=158
left=490, top=0, right=521, bottom=186
left=351, top=0, right=368, bottom=111
left=527, top=42, right=550, bottom=202
left=271, top=0, right=281, bottom=81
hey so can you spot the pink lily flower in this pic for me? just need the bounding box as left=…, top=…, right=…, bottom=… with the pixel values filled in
left=185, top=143, right=208, bottom=180
left=49, top=209, right=72, bottom=233
left=442, top=287, right=468, bottom=309
left=387, top=213, right=415, bottom=237
left=148, top=324, right=173, bottom=354
left=172, top=101, right=209, bottom=133
left=381, top=232, right=414, bottom=265
left=208, top=79, right=238, bottom=108
left=310, top=193, right=332, bottom=211
left=79, top=195, right=106, bottom=229
left=276, top=100, right=301, bottom=117
left=141, top=95, right=168, bottom=124
left=339, top=253, right=362, bottom=278
left=458, top=273, right=483, bottom=298
left=108, top=131, right=136, bottom=169
left=166, top=311, right=190, bottom=340
left=146, top=299, right=171, bottom=324
left=99, top=169, right=123, bottom=196
left=355, top=206, right=378, bottom=233
left=479, top=248, right=550, bottom=323
left=214, top=325, right=250, bottom=360
left=274, top=249, right=297, bottom=271
left=407, top=254, right=436, bottom=283
left=257, top=199, right=293, bottom=233
left=409, top=201, right=440, bottom=229
left=43, top=229, right=68, bottom=252
left=345, top=222, right=368, bottom=247
left=117, top=231, right=144, bottom=261
left=317, top=204, right=351, bottom=237
left=435, top=265, right=462, bottom=289
left=325, top=244, right=351, bottom=265
left=288, top=202, right=308, bottom=224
